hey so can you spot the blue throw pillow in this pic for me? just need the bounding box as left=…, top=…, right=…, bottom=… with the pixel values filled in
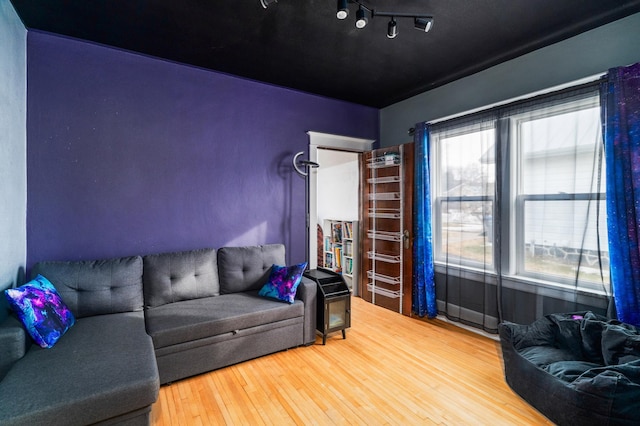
left=258, top=262, right=307, bottom=304
left=4, top=275, right=75, bottom=348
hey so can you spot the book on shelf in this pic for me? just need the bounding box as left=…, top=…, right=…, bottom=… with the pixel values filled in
left=324, top=252, right=333, bottom=268
left=331, top=222, right=342, bottom=243
left=333, top=247, right=342, bottom=268
left=344, top=222, right=353, bottom=239
left=344, top=240, right=352, bottom=257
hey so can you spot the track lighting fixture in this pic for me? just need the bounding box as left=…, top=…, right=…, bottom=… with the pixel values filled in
left=336, top=0, right=433, bottom=38
left=355, top=6, right=368, bottom=29
left=387, top=18, right=398, bottom=39
left=259, top=0, right=434, bottom=39
left=260, top=0, right=277, bottom=8
left=414, top=17, right=434, bottom=33
left=336, top=0, right=349, bottom=20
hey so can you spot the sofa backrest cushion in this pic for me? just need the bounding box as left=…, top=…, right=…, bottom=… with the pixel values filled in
left=218, top=244, right=285, bottom=294
left=30, top=256, right=144, bottom=318
left=143, top=248, right=219, bottom=308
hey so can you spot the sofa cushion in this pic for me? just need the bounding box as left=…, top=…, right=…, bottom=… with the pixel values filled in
left=145, top=292, right=304, bottom=349
left=143, top=248, right=219, bottom=308
left=580, top=312, right=607, bottom=364
left=601, top=322, right=640, bottom=366
left=217, top=244, right=286, bottom=294
left=519, top=346, right=578, bottom=367
left=258, top=262, right=307, bottom=304
left=4, top=275, right=75, bottom=348
left=546, top=360, right=602, bottom=382
left=548, top=313, right=586, bottom=360
left=31, top=256, right=144, bottom=318
left=0, top=312, right=159, bottom=426
left=510, top=316, right=556, bottom=351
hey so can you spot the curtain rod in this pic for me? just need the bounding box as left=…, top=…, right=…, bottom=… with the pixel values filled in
left=409, top=73, right=606, bottom=135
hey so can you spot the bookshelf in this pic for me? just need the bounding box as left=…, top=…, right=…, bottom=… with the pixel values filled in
left=323, top=219, right=358, bottom=292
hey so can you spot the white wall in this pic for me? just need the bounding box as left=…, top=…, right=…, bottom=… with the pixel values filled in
left=0, top=0, right=27, bottom=314
left=316, top=149, right=359, bottom=225
left=380, top=12, right=640, bottom=147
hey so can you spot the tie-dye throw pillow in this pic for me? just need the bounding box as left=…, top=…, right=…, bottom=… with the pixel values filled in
left=258, top=262, right=307, bottom=304
left=5, top=275, right=75, bottom=348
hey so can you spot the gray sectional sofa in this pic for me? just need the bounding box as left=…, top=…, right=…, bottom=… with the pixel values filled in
left=0, top=244, right=317, bottom=425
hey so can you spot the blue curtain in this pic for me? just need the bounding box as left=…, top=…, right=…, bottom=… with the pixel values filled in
left=601, top=62, right=640, bottom=327
left=412, top=122, right=437, bottom=318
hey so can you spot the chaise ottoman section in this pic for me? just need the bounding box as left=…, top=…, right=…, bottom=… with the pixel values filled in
left=0, top=312, right=159, bottom=426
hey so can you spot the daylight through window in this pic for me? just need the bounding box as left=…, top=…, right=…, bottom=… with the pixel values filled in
left=431, top=86, right=608, bottom=293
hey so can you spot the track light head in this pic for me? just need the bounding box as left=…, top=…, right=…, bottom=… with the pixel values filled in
left=387, top=18, right=398, bottom=39
left=355, top=7, right=368, bottom=29
left=336, top=0, right=349, bottom=19
left=260, top=0, right=277, bottom=8
left=414, top=17, right=434, bottom=32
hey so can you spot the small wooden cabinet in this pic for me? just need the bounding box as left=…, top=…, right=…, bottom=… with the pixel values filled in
left=304, top=268, right=351, bottom=345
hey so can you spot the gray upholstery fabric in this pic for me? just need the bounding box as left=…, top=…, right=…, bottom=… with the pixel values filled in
left=217, top=244, right=285, bottom=294
left=154, top=320, right=304, bottom=384
left=0, top=312, right=159, bottom=426
left=0, top=316, right=29, bottom=381
left=296, top=277, right=318, bottom=345
left=31, top=256, right=144, bottom=318
left=143, top=248, right=219, bottom=308
left=145, top=291, right=304, bottom=349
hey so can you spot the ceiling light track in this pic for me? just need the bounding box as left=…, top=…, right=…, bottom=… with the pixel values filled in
left=348, top=2, right=434, bottom=37
left=261, top=0, right=433, bottom=38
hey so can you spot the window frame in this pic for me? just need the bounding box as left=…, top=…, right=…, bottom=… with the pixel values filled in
left=430, top=85, right=609, bottom=294
left=431, top=121, right=497, bottom=271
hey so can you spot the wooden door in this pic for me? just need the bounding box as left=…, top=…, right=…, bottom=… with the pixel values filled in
left=359, top=143, right=414, bottom=316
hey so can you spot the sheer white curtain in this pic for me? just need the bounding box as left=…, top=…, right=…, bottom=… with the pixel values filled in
left=429, top=83, right=609, bottom=332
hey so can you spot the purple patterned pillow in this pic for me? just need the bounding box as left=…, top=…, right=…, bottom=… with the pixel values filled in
left=258, top=262, right=307, bottom=304
left=4, top=275, right=75, bottom=348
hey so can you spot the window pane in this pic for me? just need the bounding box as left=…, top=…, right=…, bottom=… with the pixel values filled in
left=440, top=200, right=493, bottom=267
left=439, top=129, right=495, bottom=197
left=520, top=106, right=603, bottom=195
left=523, top=199, right=609, bottom=286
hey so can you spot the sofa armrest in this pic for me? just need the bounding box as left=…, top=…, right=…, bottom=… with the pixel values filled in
left=0, top=315, right=29, bottom=381
left=296, top=277, right=317, bottom=345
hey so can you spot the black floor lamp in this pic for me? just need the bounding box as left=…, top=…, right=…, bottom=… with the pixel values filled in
left=293, top=151, right=319, bottom=269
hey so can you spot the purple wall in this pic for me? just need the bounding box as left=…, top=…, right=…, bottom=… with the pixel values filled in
left=26, top=32, right=378, bottom=268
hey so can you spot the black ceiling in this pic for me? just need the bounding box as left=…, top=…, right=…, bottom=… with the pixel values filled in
left=10, top=0, right=640, bottom=108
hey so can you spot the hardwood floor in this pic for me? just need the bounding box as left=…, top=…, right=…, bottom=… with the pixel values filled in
left=151, top=297, right=552, bottom=425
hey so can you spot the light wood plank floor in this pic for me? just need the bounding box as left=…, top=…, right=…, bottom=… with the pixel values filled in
left=151, top=297, right=551, bottom=425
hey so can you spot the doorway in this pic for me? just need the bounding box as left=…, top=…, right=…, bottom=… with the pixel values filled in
left=306, top=132, right=374, bottom=277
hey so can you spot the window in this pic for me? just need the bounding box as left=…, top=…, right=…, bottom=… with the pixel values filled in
left=431, top=86, right=609, bottom=293
left=433, top=123, right=496, bottom=270
left=513, top=96, right=608, bottom=290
